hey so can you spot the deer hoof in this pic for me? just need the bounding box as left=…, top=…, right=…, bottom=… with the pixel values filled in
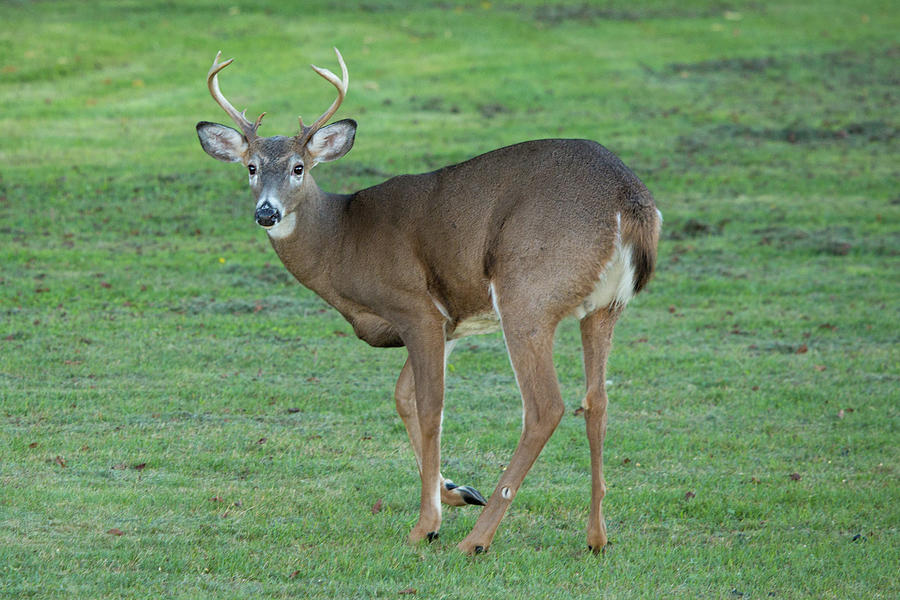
left=443, top=480, right=487, bottom=506
left=456, top=485, right=487, bottom=506
left=426, top=531, right=440, bottom=542
left=457, top=538, right=489, bottom=555
left=588, top=544, right=607, bottom=555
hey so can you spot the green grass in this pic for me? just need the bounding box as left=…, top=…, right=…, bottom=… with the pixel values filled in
left=1, top=1, right=897, bottom=598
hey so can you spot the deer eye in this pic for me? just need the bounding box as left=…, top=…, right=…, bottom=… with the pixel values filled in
left=248, top=164, right=257, bottom=175
left=293, top=164, right=304, bottom=176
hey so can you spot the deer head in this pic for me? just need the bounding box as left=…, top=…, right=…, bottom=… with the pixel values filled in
left=196, top=48, right=356, bottom=229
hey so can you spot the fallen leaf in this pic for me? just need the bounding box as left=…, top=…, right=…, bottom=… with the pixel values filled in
left=112, top=463, right=128, bottom=470
left=257, top=437, right=267, bottom=445
left=750, top=477, right=761, bottom=484
left=684, top=491, right=696, bottom=500
left=333, top=331, right=348, bottom=337
left=80, top=445, right=89, bottom=451
left=622, top=458, right=631, bottom=464
left=371, top=498, right=383, bottom=514
left=100, top=281, right=111, bottom=289
left=107, top=528, right=124, bottom=536
left=844, top=407, right=855, bottom=413
left=28, top=442, right=38, bottom=449
left=668, top=306, right=676, bottom=314
left=54, top=456, right=67, bottom=468
left=573, top=407, right=585, bottom=416
left=789, top=472, right=802, bottom=481
left=210, top=496, right=224, bottom=502
left=289, top=570, right=301, bottom=579
left=286, top=407, right=300, bottom=414
left=796, top=344, right=808, bottom=354
left=814, top=365, right=827, bottom=371
left=134, top=463, right=146, bottom=471
left=398, top=589, right=417, bottom=595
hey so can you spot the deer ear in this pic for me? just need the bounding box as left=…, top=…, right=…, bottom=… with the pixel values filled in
left=306, top=119, right=356, bottom=164
left=196, top=121, right=248, bottom=163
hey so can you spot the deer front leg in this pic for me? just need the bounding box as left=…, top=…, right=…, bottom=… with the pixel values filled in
left=403, top=328, right=450, bottom=543
left=395, top=354, right=486, bottom=510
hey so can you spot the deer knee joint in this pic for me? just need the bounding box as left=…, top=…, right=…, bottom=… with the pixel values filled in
left=582, top=388, right=608, bottom=413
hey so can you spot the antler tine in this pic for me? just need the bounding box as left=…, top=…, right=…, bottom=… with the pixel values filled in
left=297, top=47, right=349, bottom=144
left=207, top=51, right=265, bottom=141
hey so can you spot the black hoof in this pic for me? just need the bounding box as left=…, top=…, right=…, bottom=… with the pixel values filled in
left=474, top=545, right=485, bottom=554
left=444, top=481, right=459, bottom=491
left=457, top=485, right=487, bottom=506
left=426, top=531, right=439, bottom=542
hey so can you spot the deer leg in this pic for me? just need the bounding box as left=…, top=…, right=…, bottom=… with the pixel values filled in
left=580, top=307, right=619, bottom=554
left=457, top=320, right=565, bottom=554
left=403, top=328, right=451, bottom=543
left=394, top=355, right=486, bottom=509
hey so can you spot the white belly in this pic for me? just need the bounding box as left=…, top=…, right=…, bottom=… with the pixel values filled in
left=449, top=312, right=501, bottom=339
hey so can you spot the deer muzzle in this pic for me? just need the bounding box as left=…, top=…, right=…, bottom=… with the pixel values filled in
left=255, top=200, right=281, bottom=228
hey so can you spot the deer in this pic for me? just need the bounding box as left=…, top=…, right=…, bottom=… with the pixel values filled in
left=196, top=47, right=661, bottom=554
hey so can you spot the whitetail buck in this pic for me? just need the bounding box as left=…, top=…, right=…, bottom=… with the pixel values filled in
left=196, top=48, right=661, bottom=554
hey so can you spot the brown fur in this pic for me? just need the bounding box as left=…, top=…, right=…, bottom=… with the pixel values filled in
left=197, top=51, right=660, bottom=554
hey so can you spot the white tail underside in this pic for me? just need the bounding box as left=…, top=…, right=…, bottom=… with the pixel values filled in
left=572, top=212, right=634, bottom=319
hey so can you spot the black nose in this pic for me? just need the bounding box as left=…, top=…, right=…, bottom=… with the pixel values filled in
left=255, top=201, right=281, bottom=228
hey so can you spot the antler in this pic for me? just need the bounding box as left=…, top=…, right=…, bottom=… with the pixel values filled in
left=296, top=47, right=349, bottom=146
left=207, top=51, right=265, bottom=141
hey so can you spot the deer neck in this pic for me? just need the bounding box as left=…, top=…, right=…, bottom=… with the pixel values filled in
left=265, top=174, right=347, bottom=292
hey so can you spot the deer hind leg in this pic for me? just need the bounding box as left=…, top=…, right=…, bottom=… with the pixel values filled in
left=579, top=307, right=619, bottom=553
left=457, top=309, right=565, bottom=554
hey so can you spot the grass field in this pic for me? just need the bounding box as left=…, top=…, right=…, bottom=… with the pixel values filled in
left=1, top=1, right=898, bottom=598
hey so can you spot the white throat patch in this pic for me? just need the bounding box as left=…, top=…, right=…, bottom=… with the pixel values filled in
left=266, top=211, right=297, bottom=240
